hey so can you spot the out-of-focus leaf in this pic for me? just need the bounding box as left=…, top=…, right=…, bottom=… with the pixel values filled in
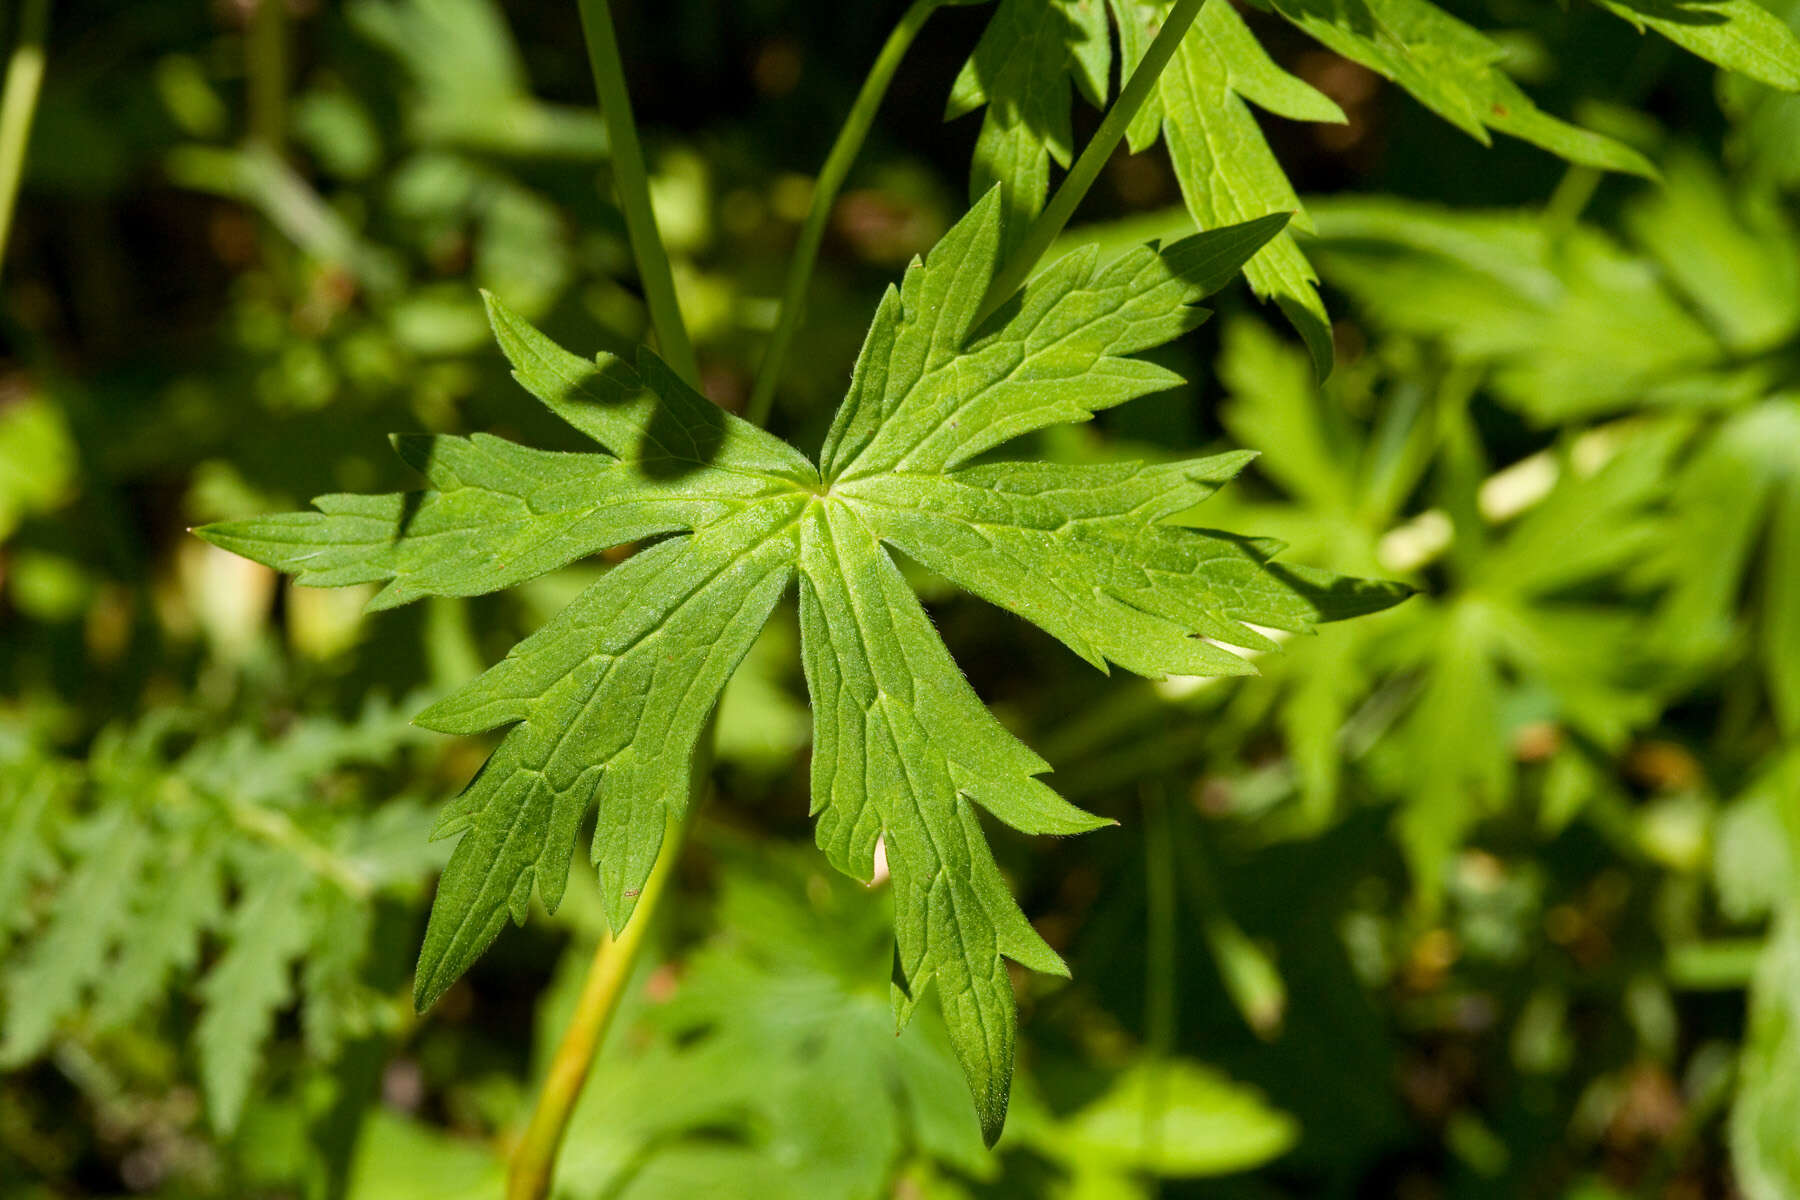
left=90, top=835, right=224, bottom=1030
left=1311, top=196, right=1731, bottom=421
left=0, top=808, right=150, bottom=1065
left=549, top=844, right=991, bottom=1199
left=1028, top=1059, right=1298, bottom=1178
left=345, top=1112, right=505, bottom=1200
left=165, top=144, right=406, bottom=294
left=1764, top=469, right=1800, bottom=734
left=0, top=704, right=437, bottom=1132
left=1733, top=908, right=1800, bottom=1200
left=350, top=0, right=610, bottom=158
left=1216, top=318, right=1356, bottom=514
left=0, top=394, right=77, bottom=540
left=1714, top=751, right=1799, bottom=923
left=196, top=854, right=313, bottom=1133
left=1624, top=151, right=1800, bottom=352
left=1372, top=423, right=1683, bottom=897
left=1720, top=0, right=1800, bottom=187
left=1645, top=399, right=1800, bottom=733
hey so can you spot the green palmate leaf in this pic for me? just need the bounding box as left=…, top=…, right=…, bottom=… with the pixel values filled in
left=198, top=190, right=1407, bottom=1141
left=197, top=375, right=807, bottom=613
left=410, top=504, right=802, bottom=996
left=795, top=497, right=1097, bottom=1134
left=947, top=0, right=1344, bottom=370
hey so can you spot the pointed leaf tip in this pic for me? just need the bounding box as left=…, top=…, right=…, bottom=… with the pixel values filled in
left=1161, top=212, right=1295, bottom=299
left=412, top=961, right=456, bottom=1015
left=200, top=191, right=1414, bottom=1152
left=979, top=1100, right=1007, bottom=1149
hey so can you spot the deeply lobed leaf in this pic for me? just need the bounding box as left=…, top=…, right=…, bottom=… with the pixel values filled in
left=797, top=498, right=1098, bottom=1140
left=410, top=502, right=802, bottom=1005
left=198, top=195, right=1408, bottom=1140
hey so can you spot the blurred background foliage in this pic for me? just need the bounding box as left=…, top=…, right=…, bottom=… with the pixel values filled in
left=2, top=0, right=1799, bottom=1196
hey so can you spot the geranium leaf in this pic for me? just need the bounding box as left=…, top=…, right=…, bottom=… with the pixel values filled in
left=197, top=193, right=1408, bottom=1141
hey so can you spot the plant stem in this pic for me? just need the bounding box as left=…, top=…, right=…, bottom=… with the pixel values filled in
left=507, top=49, right=740, bottom=1140
left=508, top=7, right=1202, bottom=1192
left=507, top=810, right=688, bottom=1200
left=1140, top=781, right=1176, bottom=1162
left=247, top=0, right=285, bottom=152
left=973, top=0, right=1204, bottom=326
left=746, top=0, right=940, bottom=427
left=576, top=0, right=699, bottom=386
left=1143, top=782, right=1177, bottom=1059
left=0, top=0, right=51, bottom=276
left=1543, top=164, right=1600, bottom=237
left=508, top=13, right=733, bottom=1190
left=1171, top=806, right=1286, bottom=1036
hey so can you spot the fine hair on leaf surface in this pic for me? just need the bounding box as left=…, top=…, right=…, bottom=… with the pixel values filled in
left=197, top=189, right=1410, bottom=1142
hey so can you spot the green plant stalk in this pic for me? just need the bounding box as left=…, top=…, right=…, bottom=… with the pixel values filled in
left=0, top=0, right=51, bottom=275
left=1140, top=782, right=1177, bottom=1158
left=746, top=0, right=941, bottom=427
left=577, top=0, right=699, bottom=386
left=247, top=0, right=285, bottom=151
left=1172, top=809, right=1286, bottom=1037
left=509, top=3, right=1193, bottom=1188
left=1544, top=164, right=1601, bottom=237
left=1433, top=364, right=1488, bottom=581
left=509, top=5, right=710, bottom=1161
left=973, top=0, right=1205, bottom=326
left=507, top=811, right=686, bottom=1200
left=1143, top=782, right=1177, bottom=1059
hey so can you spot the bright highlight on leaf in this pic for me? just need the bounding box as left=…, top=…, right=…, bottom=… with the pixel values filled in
left=197, top=192, right=1409, bottom=1142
